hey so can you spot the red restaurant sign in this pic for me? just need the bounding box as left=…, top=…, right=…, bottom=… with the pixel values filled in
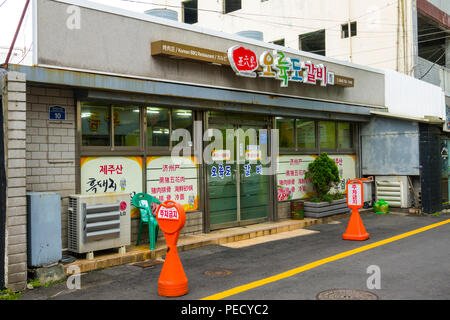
left=227, top=46, right=354, bottom=88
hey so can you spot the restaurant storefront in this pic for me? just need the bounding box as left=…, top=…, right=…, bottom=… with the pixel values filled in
left=75, top=95, right=362, bottom=233
left=28, top=0, right=385, bottom=235
left=0, top=0, right=390, bottom=291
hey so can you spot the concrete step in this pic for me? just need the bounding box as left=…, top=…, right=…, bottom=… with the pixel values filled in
left=63, top=211, right=358, bottom=275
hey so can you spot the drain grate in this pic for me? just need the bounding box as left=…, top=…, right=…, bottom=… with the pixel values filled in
left=316, top=288, right=378, bottom=300
left=133, top=259, right=164, bottom=269
left=204, top=270, right=233, bottom=277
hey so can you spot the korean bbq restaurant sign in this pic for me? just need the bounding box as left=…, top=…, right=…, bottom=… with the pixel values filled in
left=151, top=41, right=354, bottom=88
left=228, top=45, right=353, bottom=88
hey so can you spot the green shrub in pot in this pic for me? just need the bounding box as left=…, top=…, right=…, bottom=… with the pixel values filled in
left=305, top=152, right=341, bottom=203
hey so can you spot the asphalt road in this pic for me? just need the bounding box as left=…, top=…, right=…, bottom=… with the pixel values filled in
left=20, top=212, right=450, bottom=301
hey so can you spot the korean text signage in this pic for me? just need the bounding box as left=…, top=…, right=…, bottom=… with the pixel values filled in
left=152, top=40, right=229, bottom=66
left=49, top=106, right=66, bottom=120
left=157, top=206, right=179, bottom=221
left=147, top=156, right=199, bottom=212
left=346, top=179, right=363, bottom=209
left=81, top=156, right=143, bottom=218
left=277, top=155, right=357, bottom=201
left=228, top=46, right=354, bottom=88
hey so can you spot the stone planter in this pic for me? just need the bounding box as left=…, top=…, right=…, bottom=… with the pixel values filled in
left=304, top=198, right=350, bottom=218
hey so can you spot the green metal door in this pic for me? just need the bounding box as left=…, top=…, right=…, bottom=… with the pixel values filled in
left=239, top=125, right=270, bottom=223
left=208, top=124, right=238, bottom=227
left=207, top=116, right=270, bottom=230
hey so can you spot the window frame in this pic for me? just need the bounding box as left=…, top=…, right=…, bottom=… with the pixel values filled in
left=111, top=105, right=144, bottom=151
left=275, top=116, right=357, bottom=155
left=341, top=21, right=357, bottom=39
left=298, top=29, right=326, bottom=56
left=182, top=0, right=198, bottom=24
left=296, top=119, right=318, bottom=152
left=79, top=101, right=194, bottom=156
left=271, top=38, right=285, bottom=47
left=224, top=0, right=242, bottom=14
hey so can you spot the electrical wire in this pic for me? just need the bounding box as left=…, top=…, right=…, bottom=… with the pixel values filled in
left=113, top=0, right=419, bottom=33
left=15, top=42, right=32, bottom=64
left=304, top=34, right=450, bottom=59
left=419, top=50, right=447, bottom=79
left=0, top=0, right=8, bottom=8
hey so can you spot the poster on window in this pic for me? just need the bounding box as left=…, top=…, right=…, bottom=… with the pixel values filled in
left=146, top=156, right=199, bottom=212
left=80, top=156, right=143, bottom=217
left=330, top=155, right=357, bottom=194
left=276, top=155, right=356, bottom=201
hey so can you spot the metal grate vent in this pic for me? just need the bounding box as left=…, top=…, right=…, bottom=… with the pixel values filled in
left=83, top=203, right=121, bottom=242
left=68, top=197, right=79, bottom=252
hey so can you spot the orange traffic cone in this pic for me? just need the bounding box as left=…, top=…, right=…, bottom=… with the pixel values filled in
left=342, top=209, right=370, bottom=241
left=156, top=201, right=188, bottom=297
left=158, top=243, right=188, bottom=297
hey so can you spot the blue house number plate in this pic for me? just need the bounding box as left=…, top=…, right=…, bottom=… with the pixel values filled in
left=49, top=106, right=66, bottom=120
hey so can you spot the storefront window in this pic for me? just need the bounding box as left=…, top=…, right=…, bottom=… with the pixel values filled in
left=81, top=102, right=111, bottom=146
left=172, top=109, right=193, bottom=145
left=319, top=121, right=336, bottom=149
left=338, top=122, right=353, bottom=149
left=276, top=117, right=294, bottom=148
left=147, top=107, right=170, bottom=147
left=113, top=106, right=140, bottom=147
left=297, top=120, right=316, bottom=149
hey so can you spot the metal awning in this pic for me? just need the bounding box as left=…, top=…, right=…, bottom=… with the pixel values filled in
left=10, top=64, right=379, bottom=122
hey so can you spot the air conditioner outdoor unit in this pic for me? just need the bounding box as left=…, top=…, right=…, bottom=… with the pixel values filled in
left=68, top=193, right=131, bottom=259
left=375, top=176, right=411, bottom=208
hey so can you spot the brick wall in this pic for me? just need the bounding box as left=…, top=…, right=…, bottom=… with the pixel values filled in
left=25, top=85, right=76, bottom=250
left=3, top=72, right=28, bottom=292
left=277, top=201, right=291, bottom=219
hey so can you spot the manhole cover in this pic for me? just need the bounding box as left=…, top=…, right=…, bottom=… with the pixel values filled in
left=204, top=270, right=233, bottom=277
left=316, top=289, right=378, bottom=300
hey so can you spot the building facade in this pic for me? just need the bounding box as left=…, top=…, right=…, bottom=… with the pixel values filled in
left=148, top=0, right=450, bottom=209
left=0, top=0, right=446, bottom=292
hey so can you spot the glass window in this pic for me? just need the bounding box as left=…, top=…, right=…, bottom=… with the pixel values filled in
left=172, top=109, right=193, bottom=146
left=81, top=102, right=111, bottom=147
left=147, top=107, right=170, bottom=147
left=319, top=121, right=336, bottom=149
left=297, top=120, right=316, bottom=149
left=112, top=106, right=140, bottom=147
left=224, top=0, right=241, bottom=13
left=276, top=117, right=294, bottom=148
left=338, top=122, right=353, bottom=149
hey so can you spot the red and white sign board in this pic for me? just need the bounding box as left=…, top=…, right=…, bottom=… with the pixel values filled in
left=228, top=46, right=259, bottom=78
left=347, top=180, right=363, bottom=209
left=157, top=207, right=180, bottom=221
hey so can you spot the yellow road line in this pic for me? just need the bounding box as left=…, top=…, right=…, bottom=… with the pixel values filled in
left=201, top=219, right=450, bottom=300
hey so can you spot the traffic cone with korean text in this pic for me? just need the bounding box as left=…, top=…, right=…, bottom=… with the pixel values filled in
left=156, top=201, right=188, bottom=297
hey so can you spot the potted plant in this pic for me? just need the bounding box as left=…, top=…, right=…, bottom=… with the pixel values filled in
left=303, top=152, right=349, bottom=218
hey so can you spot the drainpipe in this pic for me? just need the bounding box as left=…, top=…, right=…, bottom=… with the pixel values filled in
left=397, top=0, right=401, bottom=72
left=348, top=0, right=353, bottom=63
left=0, top=76, right=6, bottom=289
left=403, top=0, right=409, bottom=74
